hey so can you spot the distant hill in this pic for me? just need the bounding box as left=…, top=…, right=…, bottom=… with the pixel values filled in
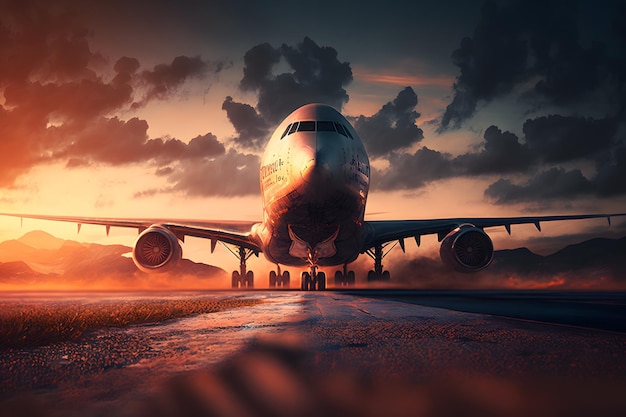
left=491, top=236, right=626, bottom=275
left=0, top=261, right=46, bottom=283
left=0, top=231, right=227, bottom=289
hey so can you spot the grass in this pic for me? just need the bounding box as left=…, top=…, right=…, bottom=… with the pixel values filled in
left=0, top=297, right=262, bottom=349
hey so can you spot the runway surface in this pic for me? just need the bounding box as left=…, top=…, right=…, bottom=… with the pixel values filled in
left=1, top=290, right=626, bottom=416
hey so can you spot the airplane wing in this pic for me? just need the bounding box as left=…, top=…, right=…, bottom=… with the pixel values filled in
left=362, top=213, right=626, bottom=250
left=0, top=213, right=262, bottom=252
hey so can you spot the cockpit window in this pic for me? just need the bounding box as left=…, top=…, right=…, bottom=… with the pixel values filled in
left=297, top=121, right=316, bottom=131
left=317, top=121, right=336, bottom=132
left=281, top=123, right=292, bottom=139
left=343, top=124, right=353, bottom=139
left=334, top=122, right=347, bottom=137
left=282, top=120, right=352, bottom=138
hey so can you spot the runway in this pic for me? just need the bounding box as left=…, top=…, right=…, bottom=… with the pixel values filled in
left=1, top=290, right=626, bottom=416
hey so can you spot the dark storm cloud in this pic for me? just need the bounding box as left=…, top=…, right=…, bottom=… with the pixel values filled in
left=373, top=125, right=531, bottom=190
left=484, top=168, right=593, bottom=204
left=0, top=0, right=239, bottom=195
left=594, top=146, right=626, bottom=197
left=479, top=114, right=626, bottom=204
left=373, top=147, right=455, bottom=190
left=221, top=97, right=269, bottom=150
left=223, top=37, right=353, bottom=149
left=440, top=0, right=622, bottom=129
left=239, top=42, right=282, bottom=92
left=350, top=87, right=424, bottom=158
left=454, top=125, right=532, bottom=174
left=523, top=115, right=618, bottom=163
left=376, top=111, right=626, bottom=200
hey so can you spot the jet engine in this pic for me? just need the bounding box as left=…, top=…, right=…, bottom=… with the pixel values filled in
left=439, top=224, right=494, bottom=272
left=132, top=225, right=182, bottom=273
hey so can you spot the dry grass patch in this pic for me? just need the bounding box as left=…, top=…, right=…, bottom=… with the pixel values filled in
left=0, top=297, right=262, bottom=349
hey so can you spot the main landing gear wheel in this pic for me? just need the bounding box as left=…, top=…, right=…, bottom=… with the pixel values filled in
left=334, top=269, right=355, bottom=286
left=365, top=244, right=393, bottom=284
left=367, top=270, right=390, bottom=282
left=230, top=246, right=256, bottom=289
left=269, top=270, right=290, bottom=288
left=232, top=270, right=254, bottom=288
left=300, top=271, right=326, bottom=291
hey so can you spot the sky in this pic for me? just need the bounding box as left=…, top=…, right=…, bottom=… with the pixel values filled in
left=1, top=0, right=625, bottom=278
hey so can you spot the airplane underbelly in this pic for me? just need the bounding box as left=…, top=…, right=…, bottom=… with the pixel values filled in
left=262, top=187, right=365, bottom=267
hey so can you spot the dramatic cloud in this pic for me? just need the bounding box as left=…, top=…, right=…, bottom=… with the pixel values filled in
left=594, top=146, right=626, bottom=197
left=480, top=113, right=625, bottom=204
left=223, top=37, right=353, bottom=150
left=454, top=125, right=532, bottom=175
left=0, top=1, right=232, bottom=194
left=373, top=147, right=454, bottom=190
left=221, top=96, right=269, bottom=150
left=486, top=144, right=626, bottom=204
left=351, top=87, right=424, bottom=158
left=134, top=55, right=223, bottom=108
left=484, top=168, right=593, bottom=204
left=523, top=115, right=618, bottom=163
left=164, top=150, right=260, bottom=197
left=440, top=0, right=622, bottom=129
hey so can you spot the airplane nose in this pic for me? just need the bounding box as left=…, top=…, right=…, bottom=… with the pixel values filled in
left=301, top=154, right=332, bottom=184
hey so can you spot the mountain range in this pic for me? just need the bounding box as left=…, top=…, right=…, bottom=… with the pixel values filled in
left=0, top=230, right=226, bottom=289
left=0, top=231, right=624, bottom=289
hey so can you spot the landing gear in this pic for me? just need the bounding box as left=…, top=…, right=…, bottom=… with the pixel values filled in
left=365, top=244, right=392, bottom=282
left=300, top=267, right=326, bottom=291
left=230, top=246, right=256, bottom=289
left=232, top=270, right=254, bottom=288
left=269, top=267, right=291, bottom=288
left=334, top=264, right=356, bottom=286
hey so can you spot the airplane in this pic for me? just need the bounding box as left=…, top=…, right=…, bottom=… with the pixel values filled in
left=2, top=103, right=626, bottom=291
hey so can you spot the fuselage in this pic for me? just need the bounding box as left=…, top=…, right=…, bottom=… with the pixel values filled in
left=251, top=104, right=370, bottom=267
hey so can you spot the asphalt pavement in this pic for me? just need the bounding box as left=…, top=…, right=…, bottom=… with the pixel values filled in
left=1, top=290, right=625, bottom=417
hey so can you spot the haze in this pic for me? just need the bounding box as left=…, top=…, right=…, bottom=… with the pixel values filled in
left=1, top=0, right=625, bottom=282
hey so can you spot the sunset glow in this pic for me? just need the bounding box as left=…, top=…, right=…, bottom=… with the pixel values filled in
left=0, top=0, right=625, bottom=290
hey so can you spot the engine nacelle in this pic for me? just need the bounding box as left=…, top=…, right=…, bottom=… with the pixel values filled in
left=440, top=224, right=494, bottom=272
left=132, top=225, right=182, bottom=273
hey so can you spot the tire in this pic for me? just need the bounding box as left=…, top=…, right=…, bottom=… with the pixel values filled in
left=282, top=271, right=290, bottom=288
left=301, top=272, right=311, bottom=291
left=367, top=270, right=376, bottom=282
left=334, top=271, right=343, bottom=286
left=246, top=271, right=254, bottom=288
left=232, top=271, right=240, bottom=288
left=382, top=270, right=390, bottom=281
left=269, top=271, right=277, bottom=287
left=317, top=272, right=326, bottom=291
left=348, top=271, right=356, bottom=286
